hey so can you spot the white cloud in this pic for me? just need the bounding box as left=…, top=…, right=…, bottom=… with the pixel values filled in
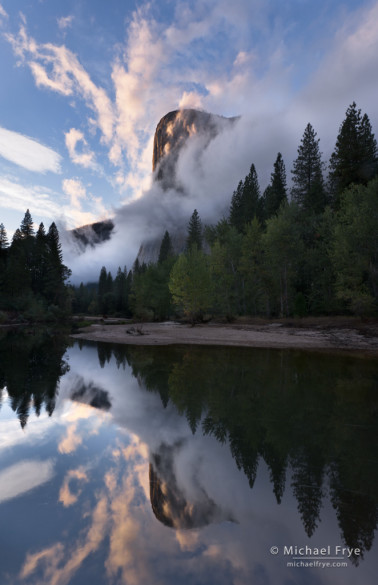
left=0, top=177, right=62, bottom=217
left=65, top=128, right=97, bottom=169
left=58, top=15, right=74, bottom=31
left=0, top=176, right=107, bottom=231
left=0, top=459, right=55, bottom=503
left=6, top=25, right=115, bottom=143
left=62, top=178, right=87, bottom=209
left=0, top=3, right=8, bottom=20
left=0, top=126, right=61, bottom=173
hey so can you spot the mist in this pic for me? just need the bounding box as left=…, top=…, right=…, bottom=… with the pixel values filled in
left=61, top=109, right=300, bottom=285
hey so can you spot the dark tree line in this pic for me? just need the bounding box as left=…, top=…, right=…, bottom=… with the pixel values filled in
left=0, top=210, right=71, bottom=321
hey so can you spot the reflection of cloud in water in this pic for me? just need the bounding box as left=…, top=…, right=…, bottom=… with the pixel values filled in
left=58, top=422, right=83, bottom=454
left=59, top=466, right=89, bottom=507
left=150, top=442, right=235, bottom=529
left=20, top=496, right=109, bottom=585
left=0, top=459, right=55, bottom=503
left=22, top=342, right=375, bottom=585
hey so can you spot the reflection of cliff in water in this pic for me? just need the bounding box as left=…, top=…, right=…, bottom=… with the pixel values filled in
left=0, top=329, right=69, bottom=428
left=149, top=442, right=233, bottom=529
left=94, top=342, right=378, bottom=564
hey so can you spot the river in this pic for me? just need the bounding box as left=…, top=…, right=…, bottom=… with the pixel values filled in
left=0, top=329, right=377, bottom=585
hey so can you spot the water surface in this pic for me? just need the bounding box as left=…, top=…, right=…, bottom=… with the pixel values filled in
left=0, top=330, right=377, bottom=585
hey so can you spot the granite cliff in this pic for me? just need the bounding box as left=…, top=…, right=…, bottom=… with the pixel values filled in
left=71, top=109, right=238, bottom=262
left=152, top=109, right=238, bottom=189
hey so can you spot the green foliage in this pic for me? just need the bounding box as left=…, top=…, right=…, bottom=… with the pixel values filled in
left=332, top=177, right=378, bottom=314
left=209, top=225, right=244, bottom=317
left=186, top=209, right=203, bottom=251
left=0, top=223, right=8, bottom=249
left=131, top=257, right=175, bottom=320
left=158, top=230, right=173, bottom=264
left=329, top=102, right=378, bottom=206
left=239, top=218, right=270, bottom=315
left=0, top=212, right=71, bottom=320
left=169, top=246, right=212, bottom=323
left=291, top=123, right=327, bottom=214
left=261, top=153, right=288, bottom=220
left=20, top=209, right=35, bottom=238
left=263, top=203, right=305, bottom=316
left=230, top=164, right=261, bottom=232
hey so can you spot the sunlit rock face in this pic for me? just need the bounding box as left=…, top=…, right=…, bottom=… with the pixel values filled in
left=137, top=109, right=238, bottom=264
left=149, top=443, right=234, bottom=529
left=153, top=109, right=238, bottom=190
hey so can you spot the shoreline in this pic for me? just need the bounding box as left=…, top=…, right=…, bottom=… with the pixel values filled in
left=71, top=320, right=378, bottom=356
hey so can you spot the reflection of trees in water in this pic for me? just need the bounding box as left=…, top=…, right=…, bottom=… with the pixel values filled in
left=98, top=342, right=378, bottom=564
left=0, top=329, right=69, bottom=428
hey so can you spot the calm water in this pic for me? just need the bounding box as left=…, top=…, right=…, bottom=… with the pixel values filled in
left=0, top=329, right=377, bottom=585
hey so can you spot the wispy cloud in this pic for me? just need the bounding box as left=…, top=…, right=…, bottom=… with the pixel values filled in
left=0, top=459, right=55, bottom=503
left=0, top=3, right=8, bottom=21
left=62, top=177, right=87, bottom=209
left=0, top=126, right=61, bottom=173
left=59, top=467, right=88, bottom=507
left=57, top=15, right=74, bottom=31
left=0, top=176, right=107, bottom=230
left=65, top=128, right=97, bottom=169
left=6, top=24, right=115, bottom=143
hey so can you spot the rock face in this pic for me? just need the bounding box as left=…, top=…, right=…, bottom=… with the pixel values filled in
left=70, top=109, right=238, bottom=262
left=149, top=443, right=232, bottom=529
left=152, top=108, right=238, bottom=190
left=137, top=108, right=238, bottom=263
left=70, top=219, right=114, bottom=251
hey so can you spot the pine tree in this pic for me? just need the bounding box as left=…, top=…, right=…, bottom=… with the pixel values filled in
left=291, top=123, right=327, bottom=214
left=229, top=180, right=244, bottom=232
left=329, top=102, right=378, bottom=206
left=186, top=209, right=203, bottom=251
left=20, top=209, right=34, bottom=238
left=44, top=222, right=71, bottom=307
left=98, top=266, right=108, bottom=312
left=230, top=165, right=261, bottom=232
left=0, top=223, right=8, bottom=249
left=262, top=153, right=288, bottom=219
left=158, top=230, right=173, bottom=264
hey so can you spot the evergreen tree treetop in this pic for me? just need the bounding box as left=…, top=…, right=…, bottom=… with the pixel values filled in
left=291, top=123, right=326, bottom=214
left=0, top=223, right=8, bottom=249
left=20, top=209, right=34, bottom=238
left=158, top=230, right=173, bottom=264
left=186, top=209, right=203, bottom=251
left=229, top=165, right=261, bottom=232
left=262, top=152, right=288, bottom=220
left=329, top=102, right=378, bottom=205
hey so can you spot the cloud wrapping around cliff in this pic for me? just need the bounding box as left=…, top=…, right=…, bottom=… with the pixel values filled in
left=2, top=1, right=378, bottom=279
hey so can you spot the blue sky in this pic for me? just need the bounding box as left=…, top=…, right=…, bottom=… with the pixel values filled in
left=0, top=0, right=377, bottom=243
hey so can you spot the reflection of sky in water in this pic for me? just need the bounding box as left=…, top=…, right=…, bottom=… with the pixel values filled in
left=0, top=341, right=377, bottom=585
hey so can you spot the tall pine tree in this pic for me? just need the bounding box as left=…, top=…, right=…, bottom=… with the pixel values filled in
left=158, top=230, right=173, bottom=263
left=230, top=164, right=261, bottom=231
left=20, top=209, right=34, bottom=238
left=329, top=102, right=378, bottom=207
left=186, top=209, right=203, bottom=251
left=291, top=123, right=327, bottom=214
left=262, top=153, right=288, bottom=219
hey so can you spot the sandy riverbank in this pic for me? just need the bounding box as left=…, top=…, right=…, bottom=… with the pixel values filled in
left=71, top=319, right=378, bottom=354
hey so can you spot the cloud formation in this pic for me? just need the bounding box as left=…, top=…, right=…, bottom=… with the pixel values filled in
left=0, top=459, right=55, bottom=503
left=57, top=15, right=73, bottom=31
left=65, top=128, right=97, bottom=169
left=0, top=126, right=61, bottom=172
left=3, top=1, right=378, bottom=276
